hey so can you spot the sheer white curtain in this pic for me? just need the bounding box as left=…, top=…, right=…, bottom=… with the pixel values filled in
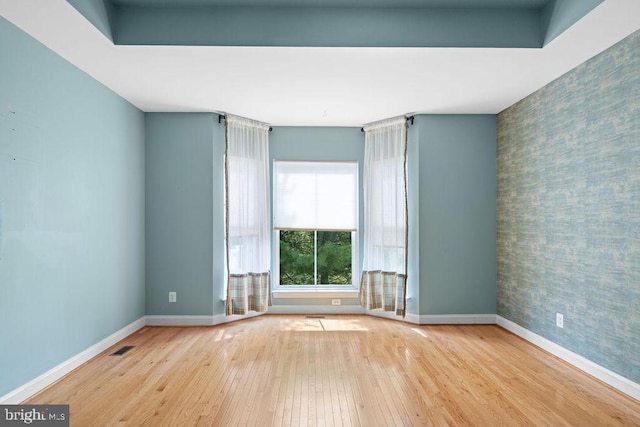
left=360, top=116, right=408, bottom=317
left=225, top=114, right=271, bottom=315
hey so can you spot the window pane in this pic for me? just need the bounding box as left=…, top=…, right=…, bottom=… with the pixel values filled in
left=279, top=230, right=314, bottom=285
left=317, top=231, right=352, bottom=285
left=274, top=161, right=358, bottom=231
left=279, top=230, right=353, bottom=286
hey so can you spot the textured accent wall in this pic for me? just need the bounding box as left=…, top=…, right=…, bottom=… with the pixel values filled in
left=497, top=29, right=640, bottom=383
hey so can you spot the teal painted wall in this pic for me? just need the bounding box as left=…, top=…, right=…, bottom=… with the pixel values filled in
left=406, top=121, right=420, bottom=315
left=66, top=0, right=115, bottom=42
left=66, top=0, right=604, bottom=49
left=114, top=6, right=541, bottom=48
left=0, top=17, right=145, bottom=396
left=415, top=115, right=497, bottom=315
left=145, top=113, right=226, bottom=316
left=542, top=0, right=604, bottom=46
left=498, top=29, right=640, bottom=383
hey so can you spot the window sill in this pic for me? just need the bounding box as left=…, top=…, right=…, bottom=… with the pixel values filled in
left=272, top=289, right=359, bottom=299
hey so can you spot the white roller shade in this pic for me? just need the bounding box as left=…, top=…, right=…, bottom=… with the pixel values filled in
left=274, top=161, right=358, bottom=231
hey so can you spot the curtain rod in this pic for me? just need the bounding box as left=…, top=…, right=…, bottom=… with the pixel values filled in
left=218, top=113, right=414, bottom=132
left=218, top=114, right=272, bottom=131
left=360, top=115, right=415, bottom=133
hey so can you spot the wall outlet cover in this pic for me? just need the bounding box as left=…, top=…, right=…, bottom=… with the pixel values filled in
left=556, top=312, right=564, bottom=328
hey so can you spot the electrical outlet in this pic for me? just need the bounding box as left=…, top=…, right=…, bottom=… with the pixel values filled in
left=169, top=292, right=177, bottom=303
left=556, top=312, right=564, bottom=328
left=331, top=299, right=341, bottom=306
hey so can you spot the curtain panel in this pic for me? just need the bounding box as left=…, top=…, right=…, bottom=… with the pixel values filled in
left=360, top=271, right=407, bottom=316
left=225, top=114, right=271, bottom=316
left=360, top=116, right=408, bottom=317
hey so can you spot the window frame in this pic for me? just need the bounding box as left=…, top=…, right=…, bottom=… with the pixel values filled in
left=272, top=160, right=359, bottom=295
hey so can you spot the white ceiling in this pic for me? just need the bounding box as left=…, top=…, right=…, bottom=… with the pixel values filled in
left=1, top=0, right=639, bottom=126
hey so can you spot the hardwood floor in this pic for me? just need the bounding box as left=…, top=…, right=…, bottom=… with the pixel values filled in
left=26, top=315, right=640, bottom=426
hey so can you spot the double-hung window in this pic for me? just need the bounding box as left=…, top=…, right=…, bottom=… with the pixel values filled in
left=273, top=161, right=358, bottom=289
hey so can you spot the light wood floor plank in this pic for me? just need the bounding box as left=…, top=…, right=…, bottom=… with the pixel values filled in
left=25, top=315, right=640, bottom=426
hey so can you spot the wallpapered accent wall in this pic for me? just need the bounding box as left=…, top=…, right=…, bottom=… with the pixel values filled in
left=497, top=29, right=640, bottom=383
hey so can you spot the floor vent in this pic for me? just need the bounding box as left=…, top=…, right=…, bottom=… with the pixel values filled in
left=110, top=346, right=135, bottom=356
left=305, top=315, right=326, bottom=319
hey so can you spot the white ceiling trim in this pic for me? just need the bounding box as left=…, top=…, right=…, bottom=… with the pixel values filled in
left=1, top=0, right=640, bottom=126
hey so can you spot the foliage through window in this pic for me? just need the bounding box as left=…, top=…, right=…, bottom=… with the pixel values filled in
left=279, top=230, right=352, bottom=285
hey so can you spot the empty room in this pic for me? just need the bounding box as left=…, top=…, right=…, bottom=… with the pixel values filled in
left=1, top=0, right=639, bottom=425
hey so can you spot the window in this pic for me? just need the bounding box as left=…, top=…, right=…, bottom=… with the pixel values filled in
left=273, top=161, right=358, bottom=288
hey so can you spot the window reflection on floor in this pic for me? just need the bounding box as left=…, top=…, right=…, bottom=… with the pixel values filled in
left=279, top=317, right=368, bottom=331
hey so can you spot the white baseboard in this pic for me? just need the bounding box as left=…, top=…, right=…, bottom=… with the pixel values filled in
left=0, top=316, right=146, bottom=405
left=497, top=316, right=640, bottom=402
left=419, top=314, right=497, bottom=325
left=146, top=312, right=266, bottom=326
left=404, top=313, right=421, bottom=324
left=146, top=315, right=215, bottom=326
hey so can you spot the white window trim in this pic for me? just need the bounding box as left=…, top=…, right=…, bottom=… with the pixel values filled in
left=272, top=160, right=359, bottom=296
left=272, top=289, right=360, bottom=299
